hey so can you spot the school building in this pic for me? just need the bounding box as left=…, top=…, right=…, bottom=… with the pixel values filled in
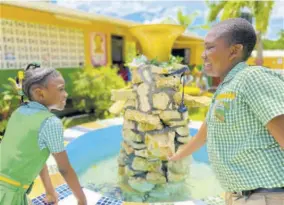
left=1, top=1, right=282, bottom=89
left=0, top=1, right=204, bottom=85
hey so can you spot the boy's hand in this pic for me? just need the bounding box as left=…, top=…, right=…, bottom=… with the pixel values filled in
left=168, top=153, right=181, bottom=161
left=45, top=191, right=58, bottom=204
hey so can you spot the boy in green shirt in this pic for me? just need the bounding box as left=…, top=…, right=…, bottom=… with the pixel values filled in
left=170, top=18, right=284, bottom=205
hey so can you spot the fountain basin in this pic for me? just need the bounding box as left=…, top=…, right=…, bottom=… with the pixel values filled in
left=65, top=124, right=223, bottom=203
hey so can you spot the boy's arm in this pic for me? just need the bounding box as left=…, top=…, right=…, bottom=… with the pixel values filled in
left=39, top=164, right=58, bottom=204
left=53, top=151, right=87, bottom=205
left=169, top=121, right=207, bottom=161
left=267, top=114, right=284, bottom=149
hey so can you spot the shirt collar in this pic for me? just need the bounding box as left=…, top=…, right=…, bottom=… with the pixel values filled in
left=26, top=101, right=49, bottom=111
left=222, top=62, right=247, bottom=84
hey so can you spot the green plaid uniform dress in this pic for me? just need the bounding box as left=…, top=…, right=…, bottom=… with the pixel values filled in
left=206, top=62, right=284, bottom=192
left=18, top=101, right=65, bottom=153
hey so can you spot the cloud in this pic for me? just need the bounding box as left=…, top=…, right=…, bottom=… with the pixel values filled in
left=271, top=1, right=284, bottom=19
left=55, top=0, right=81, bottom=9
left=54, top=0, right=282, bottom=40
left=93, top=2, right=148, bottom=17
left=56, top=1, right=162, bottom=17
left=264, top=17, right=284, bottom=40
left=55, top=0, right=205, bottom=19
left=143, top=6, right=205, bottom=25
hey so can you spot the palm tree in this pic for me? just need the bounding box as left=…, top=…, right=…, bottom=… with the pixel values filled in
left=161, top=9, right=210, bottom=31
left=263, top=29, right=284, bottom=50
left=206, top=1, right=274, bottom=65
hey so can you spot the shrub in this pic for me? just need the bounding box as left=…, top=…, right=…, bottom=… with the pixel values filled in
left=70, top=66, right=126, bottom=119
left=0, top=78, right=21, bottom=134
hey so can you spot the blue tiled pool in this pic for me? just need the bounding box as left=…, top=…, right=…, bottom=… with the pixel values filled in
left=66, top=125, right=209, bottom=174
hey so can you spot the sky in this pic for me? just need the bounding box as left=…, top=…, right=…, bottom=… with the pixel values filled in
left=53, top=0, right=284, bottom=40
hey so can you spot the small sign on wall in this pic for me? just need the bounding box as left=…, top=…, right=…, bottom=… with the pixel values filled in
left=90, top=32, right=107, bottom=67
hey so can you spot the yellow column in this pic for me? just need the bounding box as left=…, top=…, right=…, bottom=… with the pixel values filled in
left=195, top=44, right=204, bottom=65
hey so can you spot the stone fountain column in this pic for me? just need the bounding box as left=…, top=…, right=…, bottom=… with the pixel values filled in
left=109, top=24, right=210, bottom=202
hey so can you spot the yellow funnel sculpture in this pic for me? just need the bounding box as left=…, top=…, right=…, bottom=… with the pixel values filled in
left=129, top=24, right=185, bottom=62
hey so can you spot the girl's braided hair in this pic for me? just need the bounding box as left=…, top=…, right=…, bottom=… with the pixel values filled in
left=22, top=63, right=60, bottom=100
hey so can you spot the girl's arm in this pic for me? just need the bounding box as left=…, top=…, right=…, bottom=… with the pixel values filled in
left=53, top=151, right=87, bottom=205
left=39, top=164, right=58, bottom=204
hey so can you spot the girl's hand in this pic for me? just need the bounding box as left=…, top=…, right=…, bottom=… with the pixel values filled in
left=45, top=191, right=58, bottom=205
left=77, top=199, right=87, bottom=205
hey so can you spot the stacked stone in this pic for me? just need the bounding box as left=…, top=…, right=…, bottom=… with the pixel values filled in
left=110, top=63, right=209, bottom=201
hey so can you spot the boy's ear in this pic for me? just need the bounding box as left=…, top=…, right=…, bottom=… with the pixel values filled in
left=229, top=44, right=243, bottom=60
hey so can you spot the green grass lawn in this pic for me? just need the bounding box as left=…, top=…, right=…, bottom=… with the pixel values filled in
left=62, top=114, right=98, bottom=129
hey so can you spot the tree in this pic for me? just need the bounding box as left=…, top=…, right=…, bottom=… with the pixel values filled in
left=277, top=29, right=284, bottom=44
left=161, top=9, right=210, bottom=31
left=263, top=29, right=284, bottom=50
left=206, top=1, right=275, bottom=65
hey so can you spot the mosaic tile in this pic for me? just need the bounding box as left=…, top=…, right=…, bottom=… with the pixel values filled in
left=64, top=129, right=85, bottom=138
left=64, top=137, right=77, bottom=142
left=29, top=173, right=64, bottom=199
left=86, top=183, right=123, bottom=200
left=201, top=196, right=225, bottom=205
left=72, top=126, right=93, bottom=132
left=96, top=196, right=123, bottom=205
left=31, top=184, right=72, bottom=205
left=80, top=121, right=106, bottom=129
left=63, top=141, right=69, bottom=146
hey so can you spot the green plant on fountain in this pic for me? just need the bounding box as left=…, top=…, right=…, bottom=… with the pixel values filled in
left=109, top=24, right=211, bottom=202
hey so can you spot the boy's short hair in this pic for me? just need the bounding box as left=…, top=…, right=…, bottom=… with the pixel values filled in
left=214, top=18, right=257, bottom=61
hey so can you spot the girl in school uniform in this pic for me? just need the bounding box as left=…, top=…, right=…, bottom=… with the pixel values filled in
left=0, top=64, right=87, bottom=205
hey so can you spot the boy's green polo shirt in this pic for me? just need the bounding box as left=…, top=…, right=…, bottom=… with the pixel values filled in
left=206, top=62, right=284, bottom=192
